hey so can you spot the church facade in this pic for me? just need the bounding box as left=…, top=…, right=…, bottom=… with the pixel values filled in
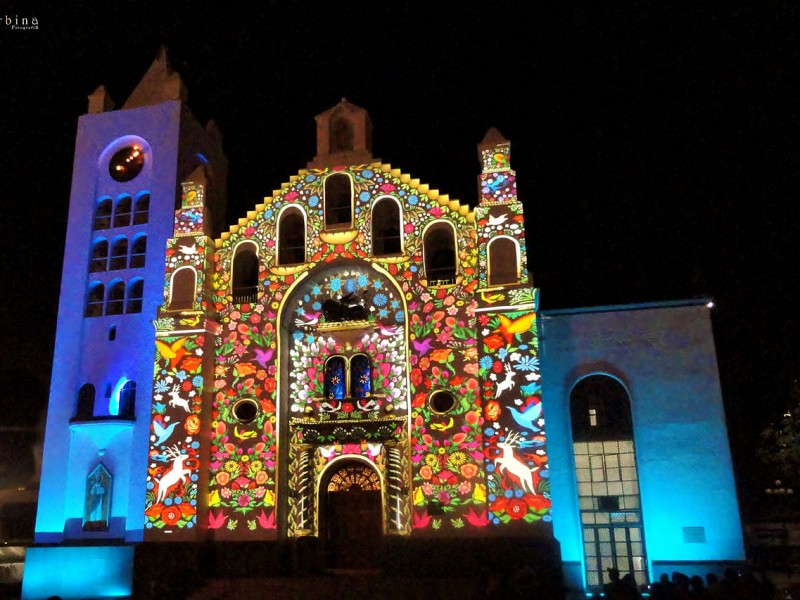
left=21, top=53, right=745, bottom=599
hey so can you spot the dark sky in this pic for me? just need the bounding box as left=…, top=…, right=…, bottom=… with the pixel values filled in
left=1, top=3, right=798, bottom=492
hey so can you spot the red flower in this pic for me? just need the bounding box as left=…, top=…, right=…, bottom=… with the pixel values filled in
left=161, top=505, right=182, bottom=526
left=505, top=498, right=528, bottom=520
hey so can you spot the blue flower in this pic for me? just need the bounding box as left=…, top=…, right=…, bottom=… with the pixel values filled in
left=362, top=169, right=374, bottom=178
left=359, top=191, right=371, bottom=202
left=395, top=311, right=405, bottom=322
left=292, top=330, right=303, bottom=341
left=346, top=278, right=358, bottom=293
left=409, top=195, right=419, bottom=205
left=480, top=356, right=493, bottom=370
left=515, top=356, right=539, bottom=371
left=373, top=280, right=383, bottom=289
left=306, top=334, right=315, bottom=344
left=357, top=274, right=368, bottom=287
left=498, top=348, right=508, bottom=361
left=192, top=375, right=203, bottom=387
left=312, top=301, right=322, bottom=311
left=373, top=293, right=388, bottom=306
left=265, top=209, right=273, bottom=219
left=391, top=300, right=400, bottom=309
left=379, top=309, right=388, bottom=318
left=305, top=175, right=316, bottom=182
left=330, top=278, right=342, bottom=291
left=308, top=195, right=319, bottom=207
left=312, top=285, right=321, bottom=295
left=154, top=380, right=169, bottom=393
left=175, top=370, right=187, bottom=382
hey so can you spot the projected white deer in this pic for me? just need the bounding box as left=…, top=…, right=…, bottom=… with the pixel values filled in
left=155, top=445, right=191, bottom=504
left=494, top=431, right=538, bottom=495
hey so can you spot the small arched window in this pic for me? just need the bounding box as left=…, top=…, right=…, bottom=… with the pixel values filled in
left=94, top=198, right=112, bottom=230
left=570, top=375, right=633, bottom=442
left=350, top=354, right=372, bottom=399
left=324, top=356, right=347, bottom=400
left=232, top=243, right=259, bottom=304
left=75, top=384, right=96, bottom=420
left=133, top=192, right=150, bottom=225
left=278, top=207, right=306, bottom=265
left=106, top=280, right=125, bottom=315
left=113, top=195, right=132, bottom=228
left=331, top=116, right=354, bottom=152
left=130, top=235, right=147, bottom=268
left=109, top=237, right=128, bottom=270
left=117, top=381, right=136, bottom=419
left=85, top=282, right=104, bottom=317
left=170, top=267, right=197, bottom=310
left=324, top=173, right=352, bottom=229
left=423, top=222, right=457, bottom=285
left=90, top=239, right=108, bottom=273
left=487, top=237, right=520, bottom=286
left=126, top=279, right=144, bottom=314
left=372, top=198, right=402, bottom=256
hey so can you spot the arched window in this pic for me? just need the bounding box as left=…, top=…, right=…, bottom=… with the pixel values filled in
left=170, top=267, right=197, bottom=310
left=94, top=198, right=112, bottom=230
left=90, top=239, right=108, bottom=273
left=83, top=464, right=112, bottom=531
left=113, top=195, right=132, bottom=228
left=126, top=279, right=144, bottom=314
left=324, top=173, right=352, bottom=229
left=85, top=282, right=104, bottom=317
left=117, top=381, right=136, bottom=419
left=372, top=198, right=402, bottom=256
left=133, top=192, right=150, bottom=225
left=129, top=235, right=146, bottom=268
left=487, top=237, right=520, bottom=286
left=331, top=116, right=354, bottom=152
left=350, top=354, right=372, bottom=399
left=324, top=356, right=347, bottom=400
left=278, top=207, right=306, bottom=265
left=423, top=222, right=457, bottom=285
left=109, top=237, right=128, bottom=270
left=569, top=375, right=647, bottom=591
left=75, top=384, right=96, bottom=420
left=232, top=243, right=259, bottom=304
left=106, top=280, right=125, bottom=315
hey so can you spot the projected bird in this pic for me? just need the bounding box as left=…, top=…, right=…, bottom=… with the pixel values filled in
left=153, top=415, right=178, bottom=446
left=253, top=348, right=274, bottom=368
left=507, top=402, right=543, bottom=433
left=494, top=313, right=536, bottom=345
left=155, top=337, right=188, bottom=369
left=412, top=337, right=433, bottom=356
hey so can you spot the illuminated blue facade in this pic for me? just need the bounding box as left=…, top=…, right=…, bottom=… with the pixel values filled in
left=22, top=50, right=744, bottom=599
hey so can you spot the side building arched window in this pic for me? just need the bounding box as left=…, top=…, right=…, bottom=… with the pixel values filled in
left=278, top=207, right=306, bottom=265
left=133, top=192, right=150, bottom=225
left=423, top=222, right=457, bottom=285
left=232, top=242, right=259, bottom=304
left=324, top=173, right=353, bottom=229
left=109, top=237, right=128, bottom=270
left=130, top=235, right=146, bottom=268
left=85, top=282, right=104, bottom=317
left=94, top=198, right=112, bottom=230
left=106, top=280, right=125, bottom=315
left=75, top=383, right=96, bottom=420
left=487, top=237, right=520, bottom=286
left=90, top=239, right=108, bottom=273
left=169, top=267, right=197, bottom=311
left=113, top=195, right=132, bottom=228
left=126, top=279, right=144, bottom=314
left=372, top=198, right=402, bottom=256
left=118, top=381, right=136, bottom=419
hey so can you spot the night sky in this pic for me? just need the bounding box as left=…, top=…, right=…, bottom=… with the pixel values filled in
left=1, top=3, right=798, bottom=504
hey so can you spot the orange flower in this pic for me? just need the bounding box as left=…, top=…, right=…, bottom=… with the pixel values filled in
left=185, top=414, right=201, bottom=435
left=485, top=401, right=501, bottom=421
left=429, top=348, right=452, bottom=363
left=180, top=355, right=203, bottom=371
left=215, top=471, right=230, bottom=486
left=483, top=334, right=505, bottom=351
left=419, top=465, right=433, bottom=480
left=460, top=463, right=479, bottom=479
left=234, top=362, right=257, bottom=377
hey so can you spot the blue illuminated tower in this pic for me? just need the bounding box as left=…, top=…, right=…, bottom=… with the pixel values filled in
left=22, top=49, right=227, bottom=600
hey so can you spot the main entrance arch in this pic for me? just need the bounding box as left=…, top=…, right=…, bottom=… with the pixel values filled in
left=320, top=460, right=383, bottom=569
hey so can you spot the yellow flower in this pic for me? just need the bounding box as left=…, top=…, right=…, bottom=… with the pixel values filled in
left=473, top=483, right=486, bottom=504
left=209, top=489, right=221, bottom=506
left=263, top=489, right=275, bottom=507
left=413, top=486, right=425, bottom=506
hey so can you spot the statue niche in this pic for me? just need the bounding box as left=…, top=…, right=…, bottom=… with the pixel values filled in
left=321, top=292, right=368, bottom=323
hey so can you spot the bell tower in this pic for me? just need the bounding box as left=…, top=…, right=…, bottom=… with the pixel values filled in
left=22, top=48, right=227, bottom=600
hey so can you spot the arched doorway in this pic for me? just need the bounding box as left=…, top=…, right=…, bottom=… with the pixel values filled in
left=320, top=460, right=383, bottom=570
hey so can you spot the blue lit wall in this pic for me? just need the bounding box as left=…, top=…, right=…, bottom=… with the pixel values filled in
left=22, top=546, right=134, bottom=599
left=539, top=301, right=745, bottom=590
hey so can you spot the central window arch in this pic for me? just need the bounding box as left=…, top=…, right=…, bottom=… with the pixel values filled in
left=423, top=221, right=457, bottom=285
left=324, top=354, right=372, bottom=400
left=487, top=236, right=520, bottom=286
left=372, top=197, right=402, bottom=256
left=324, top=173, right=353, bottom=229
left=278, top=206, right=306, bottom=265
left=232, top=242, right=260, bottom=304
